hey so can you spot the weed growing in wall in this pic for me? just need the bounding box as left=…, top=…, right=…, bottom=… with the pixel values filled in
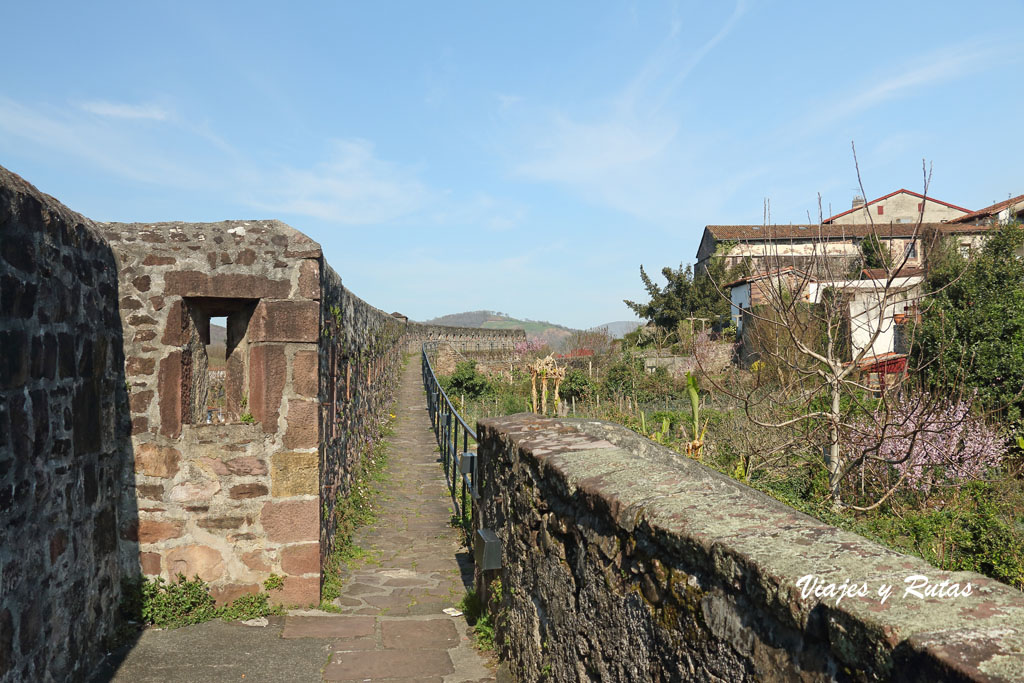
left=119, top=573, right=285, bottom=631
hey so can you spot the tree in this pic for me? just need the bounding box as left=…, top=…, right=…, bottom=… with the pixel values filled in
left=912, top=222, right=1024, bottom=422
left=703, top=151, right=999, bottom=509
left=623, top=247, right=742, bottom=333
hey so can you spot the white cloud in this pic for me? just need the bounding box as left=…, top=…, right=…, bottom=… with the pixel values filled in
left=250, top=139, right=434, bottom=225
left=78, top=100, right=171, bottom=121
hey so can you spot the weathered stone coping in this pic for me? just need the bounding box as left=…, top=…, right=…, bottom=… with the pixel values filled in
left=477, top=414, right=1024, bottom=681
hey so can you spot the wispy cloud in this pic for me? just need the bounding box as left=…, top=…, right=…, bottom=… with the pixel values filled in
left=78, top=100, right=171, bottom=121
left=251, top=139, right=434, bottom=224
left=507, top=2, right=748, bottom=224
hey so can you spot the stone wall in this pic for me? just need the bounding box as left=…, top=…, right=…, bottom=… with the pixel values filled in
left=406, top=322, right=525, bottom=353
left=319, top=269, right=406, bottom=568
left=475, top=414, right=1024, bottom=682
left=102, top=219, right=325, bottom=605
left=0, top=167, right=136, bottom=682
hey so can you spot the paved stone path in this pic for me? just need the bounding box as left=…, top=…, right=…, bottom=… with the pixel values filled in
left=292, top=357, right=494, bottom=681
left=98, top=358, right=494, bottom=682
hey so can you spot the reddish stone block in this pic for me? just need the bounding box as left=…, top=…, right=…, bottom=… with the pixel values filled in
left=229, top=483, right=269, bottom=499
left=135, top=443, right=181, bottom=478
left=225, top=457, right=268, bottom=476
left=272, top=576, right=320, bottom=607
left=197, top=515, right=246, bottom=530
left=140, top=551, right=161, bottom=575
left=283, top=399, right=318, bottom=449
left=249, top=344, right=286, bottom=433
left=199, top=457, right=230, bottom=475
left=169, top=479, right=221, bottom=502
left=163, top=271, right=290, bottom=299
left=242, top=551, right=270, bottom=572
left=261, top=499, right=319, bottom=543
left=249, top=301, right=319, bottom=343
left=158, top=351, right=182, bottom=438
left=120, top=296, right=143, bottom=311
left=142, top=254, right=176, bottom=266
left=137, top=483, right=164, bottom=500
left=210, top=583, right=260, bottom=607
left=134, top=329, right=156, bottom=343
left=281, top=543, right=320, bottom=575
left=235, top=248, right=257, bottom=266
left=151, top=295, right=165, bottom=311
left=132, top=274, right=152, bottom=292
left=132, top=417, right=150, bottom=435
left=292, top=350, right=319, bottom=398
left=161, top=299, right=185, bottom=346
left=138, top=520, right=183, bottom=544
left=298, top=259, right=320, bottom=300
left=130, top=389, right=154, bottom=413
left=166, top=545, right=225, bottom=582
left=126, top=356, right=155, bottom=376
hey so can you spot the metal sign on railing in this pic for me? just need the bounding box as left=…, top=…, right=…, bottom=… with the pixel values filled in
left=421, top=342, right=478, bottom=535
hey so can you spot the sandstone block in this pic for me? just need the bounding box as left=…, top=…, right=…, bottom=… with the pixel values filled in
left=132, top=274, right=151, bottom=292
left=135, top=443, right=181, bottom=478
left=292, top=349, right=319, bottom=398
left=225, top=457, right=268, bottom=476
left=169, top=479, right=221, bottom=503
left=229, top=483, right=268, bottom=499
left=261, top=499, right=318, bottom=543
left=142, top=254, right=176, bottom=266
left=163, top=271, right=290, bottom=299
left=281, top=543, right=320, bottom=575
left=272, top=576, right=320, bottom=607
left=210, top=583, right=260, bottom=607
left=140, top=552, right=161, bottom=575
left=249, top=301, right=319, bottom=343
left=158, top=351, right=182, bottom=438
left=125, top=356, right=155, bottom=376
left=242, top=551, right=270, bottom=572
left=298, top=259, right=320, bottom=300
left=130, top=390, right=154, bottom=413
left=283, top=399, right=317, bottom=449
left=249, top=344, right=286, bottom=433
left=166, top=545, right=225, bottom=582
left=138, top=520, right=183, bottom=544
left=137, top=483, right=164, bottom=500
left=271, top=450, right=318, bottom=497
left=197, top=515, right=246, bottom=530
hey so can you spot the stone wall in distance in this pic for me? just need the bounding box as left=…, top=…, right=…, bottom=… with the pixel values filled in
left=0, top=166, right=136, bottom=682
left=475, top=414, right=1024, bottom=682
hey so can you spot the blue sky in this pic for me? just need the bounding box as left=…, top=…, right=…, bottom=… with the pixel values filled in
left=3, top=1, right=1021, bottom=329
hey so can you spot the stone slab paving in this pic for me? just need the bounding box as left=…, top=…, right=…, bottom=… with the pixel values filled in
left=95, top=359, right=494, bottom=682
left=291, top=357, right=494, bottom=682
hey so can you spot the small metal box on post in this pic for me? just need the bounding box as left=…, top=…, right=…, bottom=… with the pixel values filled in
left=474, top=527, right=502, bottom=605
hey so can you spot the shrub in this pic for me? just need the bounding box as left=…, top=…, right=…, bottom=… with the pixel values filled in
left=442, top=361, right=490, bottom=399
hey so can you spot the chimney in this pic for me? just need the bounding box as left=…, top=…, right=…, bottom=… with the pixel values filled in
left=852, top=195, right=866, bottom=209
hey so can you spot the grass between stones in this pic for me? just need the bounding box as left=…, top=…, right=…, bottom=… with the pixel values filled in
left=320, top=406, right=396, bottom=609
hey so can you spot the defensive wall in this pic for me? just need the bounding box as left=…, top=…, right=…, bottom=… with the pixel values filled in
left=0, top=164, right=522, bottom=681
left=0, top=167, right=137, bottom=682
left=405, top=322, right=525, bottom=353
left=474, top=414, right=1024, bottom=682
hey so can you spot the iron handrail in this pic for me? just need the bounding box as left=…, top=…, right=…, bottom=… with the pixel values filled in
left=421, top=342, right=477, bottom=534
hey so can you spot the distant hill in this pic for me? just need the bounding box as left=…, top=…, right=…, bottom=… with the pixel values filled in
left=589, top=321, right=642, bottom=339
left=422, top=310, right=576, bottom=349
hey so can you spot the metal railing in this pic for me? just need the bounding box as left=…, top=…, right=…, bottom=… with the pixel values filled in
left=421, top=342, right=477, bottom=534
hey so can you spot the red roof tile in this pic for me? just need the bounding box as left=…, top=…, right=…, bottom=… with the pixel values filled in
left=947, top=194, right=1024, bottom=223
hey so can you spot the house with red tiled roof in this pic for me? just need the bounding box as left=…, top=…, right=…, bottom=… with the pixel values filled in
left=695, top=222, right=989, bottom=276
left=823, top=189, right=970, bottom=225
left=946, top=194, right=1024, bottom=226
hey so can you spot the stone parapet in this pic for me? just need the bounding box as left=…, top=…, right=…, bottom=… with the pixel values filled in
left=0, top=166, right=136, bottom=682
left=475, top=414, right=1024, bottom=682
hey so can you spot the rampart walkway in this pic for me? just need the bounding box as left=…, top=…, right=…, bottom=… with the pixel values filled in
left=99, top=358, right=494, bottom=682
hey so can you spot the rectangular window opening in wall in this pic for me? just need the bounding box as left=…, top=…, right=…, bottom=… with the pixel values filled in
left=181, top=297, right=258, bottom=425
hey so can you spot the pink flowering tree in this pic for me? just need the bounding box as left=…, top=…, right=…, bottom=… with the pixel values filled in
left=845, top=392, right=1005, bottom=508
